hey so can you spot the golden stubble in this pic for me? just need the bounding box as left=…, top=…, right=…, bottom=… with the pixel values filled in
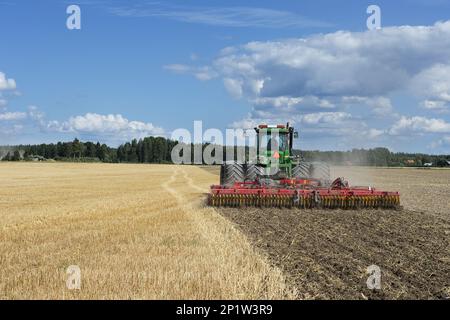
left=0, top=162, right=295, bottom=299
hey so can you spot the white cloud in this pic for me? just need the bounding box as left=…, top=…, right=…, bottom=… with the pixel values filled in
left=208, top=22, right=450, bottom=126
left=300, top=112, right=352, bottom=125
left=429, top=136, right=450, bottom=150
left=223, top=78, right=243, bottom=98
left=164, top=64, right=217, bottom=81
left=1, top=105, right=166, bottom=145
left=345, top=96, right=393, bottom=115
left=253, top=96, right=335, bottom=111
left=213, top=22, right=450, bottom=103
left=0, top=112, right=27, bottom=121
left=27, top=105, right=45, bottom=124
left=389, top=116, right=450, bottom=135
left=47, top=113, right=165, bottom=140
left=109, top=4, right=331, bottom=29
left=229, top=117, right=260, bottom=130
left=193, top=66, right=216, bottom=81
left=163, top=64, right=191, bottom=74
left=411, top=64, right=450, bottom=112
left=367, top=128, right=384, bottom=139
left=0, top=72, right=16, bottom=91
left=167, top=20, right=449, bottom=147
left=231, top=111, right=352, bottom=128
left=422, top=100, right=448, bottom=113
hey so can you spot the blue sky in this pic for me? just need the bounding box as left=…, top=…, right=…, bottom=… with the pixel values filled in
left=1, top=0, right=450, bottom=153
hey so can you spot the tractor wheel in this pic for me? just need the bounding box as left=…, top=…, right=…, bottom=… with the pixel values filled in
left=309, top=162, right=331, bottom=185
left=245, top=164, right=265, bottom=182
left=292, top=162, right=311, bottom=179
left=220, top=162, right=245, bottom=187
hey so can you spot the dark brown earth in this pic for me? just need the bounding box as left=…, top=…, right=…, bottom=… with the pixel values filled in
left=201, top=166, right=450, bottom=299
left=217, top=207, right=449, bottom=299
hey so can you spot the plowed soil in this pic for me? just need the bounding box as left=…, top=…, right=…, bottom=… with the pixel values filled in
left=212, top=167, right=450, bottom=299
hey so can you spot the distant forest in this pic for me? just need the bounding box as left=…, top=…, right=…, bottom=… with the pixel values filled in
left=1, top=137, right=449, bottom=167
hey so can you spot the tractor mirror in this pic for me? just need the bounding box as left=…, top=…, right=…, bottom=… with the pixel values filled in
left=294, top=131, right=299, bottom=139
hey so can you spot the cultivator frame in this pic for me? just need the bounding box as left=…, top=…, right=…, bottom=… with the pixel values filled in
left=208, top=178, right=401, bottom=209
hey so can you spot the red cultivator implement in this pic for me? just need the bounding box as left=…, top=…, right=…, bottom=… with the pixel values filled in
left=209, top=178, right=400, bottom=209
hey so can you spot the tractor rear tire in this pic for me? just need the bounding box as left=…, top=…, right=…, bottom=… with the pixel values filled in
left=245, top=164, right=265, bottom=182
left=220, top=162, right=245, bottom=187
left=292, top=162, right=311, bottom=179
left=309, top=162, right=331, bottom=185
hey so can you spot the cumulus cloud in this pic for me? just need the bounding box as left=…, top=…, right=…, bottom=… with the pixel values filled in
left=165, top=20, right=450, bottom=148
left=47, top=113, right=165, bottom=140
left=411, top=64, right=450, bottom=112
left=0, top=72, right=16, bottom=91
left=300, top=112, right=352, bottom=125
left=341, top=96, right=394, bottom=116
left=223, top=78, right=243, bottom=98
left=213, top=21, right=450, bottom=104
left=1, top=105, right=166, bottom=145
left=389, top=116, right=450, bottom=135
left=0, top=112, right=27, bottom=121
left=230, top=111, right=380, bottom=141
left=212, top=22, right=450, bottom=121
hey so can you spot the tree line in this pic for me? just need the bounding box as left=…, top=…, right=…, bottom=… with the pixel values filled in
left=294, top=148, right=450, bottom=167
left=1, top=137, right=449, bottom=167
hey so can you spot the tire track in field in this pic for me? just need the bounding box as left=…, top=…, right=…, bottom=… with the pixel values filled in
left=161, top=166, right=205, bottom=208
left=161, top=166, right=185, bottom=204
left=181, top=167, right=209, bottom=194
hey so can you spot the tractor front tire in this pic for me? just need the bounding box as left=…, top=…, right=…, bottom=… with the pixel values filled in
left=245, top=164, right=265, bottom=182
left=220, top=162, right=246, bottom=187
left=292, top=162, right=311, bottom=179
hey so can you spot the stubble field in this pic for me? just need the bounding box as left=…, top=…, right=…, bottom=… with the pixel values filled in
left=0, top=163, right=448, bottom=299
left=0, top=163, right=293, bottom=299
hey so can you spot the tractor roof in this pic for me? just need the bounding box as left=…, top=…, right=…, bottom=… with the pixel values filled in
left=256, top=124, right=291, bottom=133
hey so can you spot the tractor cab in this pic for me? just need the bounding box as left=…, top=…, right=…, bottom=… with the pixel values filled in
left=254, top=123, right=297, bottom=176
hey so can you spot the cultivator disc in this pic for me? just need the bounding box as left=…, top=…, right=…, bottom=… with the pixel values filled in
left=208, top=179, right=400, bottom=209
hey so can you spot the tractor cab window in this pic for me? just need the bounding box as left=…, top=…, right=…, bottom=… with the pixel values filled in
left=259, top=132, right=288, bottom=152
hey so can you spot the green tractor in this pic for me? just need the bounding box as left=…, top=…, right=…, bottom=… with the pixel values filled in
left=208, top=123, right=401, bottom=209
left=211, top=123, right=400, bottom=209
left=220, top=123, right=331, bottom=187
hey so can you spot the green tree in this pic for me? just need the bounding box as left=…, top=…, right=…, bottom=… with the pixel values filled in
left=12, top=150, right=21, bottom=161
left=2, top=152, right=11, bottom=161
left=72, top=138, right=82, bottom=158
